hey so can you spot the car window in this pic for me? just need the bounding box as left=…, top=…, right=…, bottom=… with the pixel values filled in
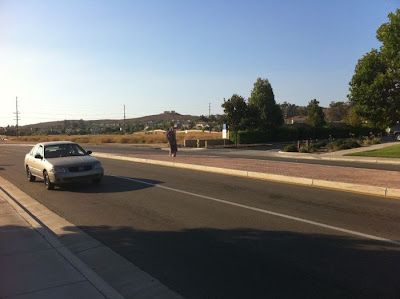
left=44, top=144, right=87, bottom=158
left=66, top=144, right=86, bottom=156
left=30, top=145, right=38, bottom=156
left=36, top=145, right=44, bottom=157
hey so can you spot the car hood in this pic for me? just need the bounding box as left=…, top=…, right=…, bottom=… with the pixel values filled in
left=45, top=155, right=99, bottom=167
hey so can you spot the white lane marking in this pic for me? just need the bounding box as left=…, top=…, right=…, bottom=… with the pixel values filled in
left=113, top=175, right=400, bottom=247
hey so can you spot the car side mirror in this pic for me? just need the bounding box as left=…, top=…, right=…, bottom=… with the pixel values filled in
left=34, top=154, right=42, bottom=159
left=87, top=151, right=92, bottom=155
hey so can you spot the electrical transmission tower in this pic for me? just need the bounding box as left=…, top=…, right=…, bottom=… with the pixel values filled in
left=13, top=97, right=21, bottom=137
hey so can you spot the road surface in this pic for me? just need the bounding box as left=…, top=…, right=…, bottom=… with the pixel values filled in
left=1, top=144, right=399, bottom=298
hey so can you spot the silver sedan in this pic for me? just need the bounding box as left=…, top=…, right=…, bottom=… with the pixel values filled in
left=24, top=141, right=104, bottom=190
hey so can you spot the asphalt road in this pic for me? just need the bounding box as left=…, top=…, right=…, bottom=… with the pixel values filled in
left=1, top=144, right=400, bottom=298
left=88, top=143, right=400, bottom=172
left=5, top=141, right=400, bottom=171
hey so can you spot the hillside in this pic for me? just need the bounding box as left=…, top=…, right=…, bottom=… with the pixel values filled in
left=20, top=111, right=198, bottom=129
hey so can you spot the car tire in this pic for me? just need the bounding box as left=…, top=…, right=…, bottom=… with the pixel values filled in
left=396, top=134, right=400, bottom=141
left=26, top=165, right=36, bottom=182
left=43, top=170, right=55, bottom=190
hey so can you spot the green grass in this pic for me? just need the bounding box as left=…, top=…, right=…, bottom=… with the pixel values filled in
left=346, top=144, right=400, bottom=158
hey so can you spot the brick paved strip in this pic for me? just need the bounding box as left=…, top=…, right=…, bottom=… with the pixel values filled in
left=93, top=153, right=400, bottom=199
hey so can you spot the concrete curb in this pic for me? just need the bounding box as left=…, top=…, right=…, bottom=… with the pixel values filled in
left=93, top=153, right=400, bottom=200
left=0, top=176, right=182, bottom=299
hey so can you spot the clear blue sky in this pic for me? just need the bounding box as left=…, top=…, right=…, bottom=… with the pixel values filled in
left=0, top=0, right=398, bottom=127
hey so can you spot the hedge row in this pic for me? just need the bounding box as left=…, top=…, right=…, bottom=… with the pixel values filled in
left=230, top=126, right=384, bottom=144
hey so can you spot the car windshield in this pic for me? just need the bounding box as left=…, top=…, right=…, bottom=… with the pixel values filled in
left=44, top=144, right=87, bottom=158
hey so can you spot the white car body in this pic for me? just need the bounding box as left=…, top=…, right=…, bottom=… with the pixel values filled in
left=24, top=141, right=104, bottom=190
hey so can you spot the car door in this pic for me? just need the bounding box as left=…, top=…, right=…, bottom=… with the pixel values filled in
left=26, top=145, right=38, bottom=175
left=30, top=145, right=44, bottom=177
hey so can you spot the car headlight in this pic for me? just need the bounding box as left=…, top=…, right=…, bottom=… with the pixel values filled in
left=93, top=162, right=102, bottom=169
left=50, top=166, right=67, bottom=174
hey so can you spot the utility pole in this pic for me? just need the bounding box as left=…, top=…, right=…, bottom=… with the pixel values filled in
left=13, top=97, right=21, bottom=137
left=208, top=102, right=211, bottom=133
left=123, top=104, right=126, bottom=133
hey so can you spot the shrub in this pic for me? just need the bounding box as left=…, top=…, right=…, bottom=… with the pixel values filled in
left=308, top=144, right=318, bottom=152
left=297, top=126, right=313, bottom=140
left=233, top=130, right=271, bottom=144
left=119, top=137, right=130, bottom=144
left=72, top=137, right=90, bottom=143
left=327, top=140, right=344, bottom=149
left=363, top=139, right=373, bottom=146
left=315, top=141, right=327, bottom=148
left=273, top=127, right=298, bottom=141
left=326, top=138, right=363, bottom=151
left=299, top=145, right=309, bottom=153
left=99, top=136, right=115, bottom=143
left=372, top=137, right=381, bottom=144
left=344, top=139, right=361, bottom=148
left=338, top=144, right=351, bottom=150
left=283, top=145, right=298, bottom=152
left=326, top=140, right=343, bottom=151
left=326, top=143, right=335, bottom=150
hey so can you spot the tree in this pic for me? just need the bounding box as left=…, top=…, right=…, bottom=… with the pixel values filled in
left=78, top=119, right=86, bottom=129
left=221, top=94, right=248, bottom=145
left=248, top=78, right=283, bottom=131
left=327, top=101, right=350, bottom=122
left=348, top=9, right=400, bottom=128
left=306, top=99, right=326, bottom=128
left=188, top=121, right=195, bottom=130
left=245, top=104, right=261, bottom=129
left=343, top=106, right=363, bottom=127
left=63, top=120, right=70, bottom=132
left=199, top=115, right=208, bottom=122
left=280, top=101, right=300, bottom=118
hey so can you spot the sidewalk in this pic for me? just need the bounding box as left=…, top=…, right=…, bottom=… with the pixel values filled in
left=0, top=177, right=181, bottom=299
left=0, top=187, right=112, bottom=298
left=94, top=142, right=400, bottom=199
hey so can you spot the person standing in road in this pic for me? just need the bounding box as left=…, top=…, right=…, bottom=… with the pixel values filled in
left=167, top=126, right=178, bottom=157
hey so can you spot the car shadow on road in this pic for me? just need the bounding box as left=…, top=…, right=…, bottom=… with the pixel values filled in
left=0, top=165, right=15, bottom=170
left=58, top=175, right=163, bottom=194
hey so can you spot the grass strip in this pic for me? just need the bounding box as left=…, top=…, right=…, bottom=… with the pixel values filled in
left=346, top=144, right=400, bottom=158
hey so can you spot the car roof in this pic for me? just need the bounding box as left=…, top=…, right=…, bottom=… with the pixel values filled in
left=39, top=141, right=77, bottom=146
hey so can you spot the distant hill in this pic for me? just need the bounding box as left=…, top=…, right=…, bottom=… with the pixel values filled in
left=20, top=111, right=198, bottom=129
left=125, top=111, right=197, bottom=123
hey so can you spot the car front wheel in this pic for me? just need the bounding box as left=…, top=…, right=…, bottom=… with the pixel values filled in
left=43, top=170, right=55, bottom=190
left=26, top=165, right=36, bottom=182
left=396, top=134, right=400, bottom=141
